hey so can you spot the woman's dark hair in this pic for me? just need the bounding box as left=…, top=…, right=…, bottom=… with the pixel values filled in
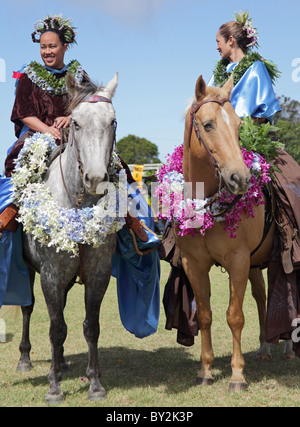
left=31, top=16, right=77, bottom=46
left=38, top=29, right=67, bottom=45
left=219, top=21, right=249, bottom=53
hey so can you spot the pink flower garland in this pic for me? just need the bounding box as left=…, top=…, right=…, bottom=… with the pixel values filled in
left=155, top=144, right=271, bottom=238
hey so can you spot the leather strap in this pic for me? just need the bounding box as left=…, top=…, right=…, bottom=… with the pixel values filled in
left=125, top=213, right=148, bottom=242
left=0, top=204, right=19, bottom=233
left=82, top=95, right=112, bottom=103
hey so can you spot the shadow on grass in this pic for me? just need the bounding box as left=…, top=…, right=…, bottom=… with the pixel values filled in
left=11, top=342, right=300, bottom=395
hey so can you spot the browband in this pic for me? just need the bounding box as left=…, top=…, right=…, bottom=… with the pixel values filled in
left=190, top=98, right=230, bottom=115
left=82, top=95, right=112, bottom=103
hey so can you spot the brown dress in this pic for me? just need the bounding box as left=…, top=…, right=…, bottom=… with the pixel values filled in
left=5, top=69, right=88, bottom=177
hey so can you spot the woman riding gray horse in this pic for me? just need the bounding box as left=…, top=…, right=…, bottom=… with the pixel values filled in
left=0, top=14, right=160, bottom=402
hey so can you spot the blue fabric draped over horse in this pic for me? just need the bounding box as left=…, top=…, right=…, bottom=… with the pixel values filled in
left=112, top=183, right=160, bottom=338
left=0, top=175, right=31, bottom=306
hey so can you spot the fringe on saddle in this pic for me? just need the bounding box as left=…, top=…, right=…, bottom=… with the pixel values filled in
left=272, top=149, right=300, bottom=274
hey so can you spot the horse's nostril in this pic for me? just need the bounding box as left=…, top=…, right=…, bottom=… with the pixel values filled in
left=85, top=173, right=90, bottom=183
left=230, top=173, right=239, bottom=184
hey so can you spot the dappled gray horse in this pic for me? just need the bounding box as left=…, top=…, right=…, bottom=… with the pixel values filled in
left=18, top=72, right=119, bottom=403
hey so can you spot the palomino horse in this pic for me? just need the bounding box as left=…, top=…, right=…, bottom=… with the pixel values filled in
left=18, top=73, right=119, bottom=403
left=175, top=75, right=277, bottom=391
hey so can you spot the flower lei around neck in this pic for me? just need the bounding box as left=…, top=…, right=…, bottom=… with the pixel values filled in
left=12, top=133, right=126, bottom=256
left=213, top=52, right=280, bottom=87
left=155, top=144, right=271, bottom=239
left=25, top=60, right=84, bottom=95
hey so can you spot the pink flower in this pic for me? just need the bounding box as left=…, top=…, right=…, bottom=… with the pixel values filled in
left=155, top=146, right=271, bottom=238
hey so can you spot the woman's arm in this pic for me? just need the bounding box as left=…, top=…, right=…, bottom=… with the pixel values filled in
left=22, top=116, right=61, bottom=140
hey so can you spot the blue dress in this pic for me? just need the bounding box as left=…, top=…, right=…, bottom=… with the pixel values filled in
left=208, top=60, right=282, bottom=120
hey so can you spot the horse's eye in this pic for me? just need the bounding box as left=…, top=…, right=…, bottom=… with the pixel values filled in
left=202, top=121, right=214, bottom=132
left=73, top=120, right=81, bottom=131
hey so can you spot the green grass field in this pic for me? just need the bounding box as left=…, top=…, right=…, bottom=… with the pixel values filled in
left=0, top=261, right=299, bottom=407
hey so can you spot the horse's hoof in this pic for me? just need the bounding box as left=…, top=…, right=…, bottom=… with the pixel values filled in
left=16, top=361, right=32, bottom=372
left=45, top=392, right=64, bottom=404
left=195, top=377, right=214, bottom=386
left=228, top=382, right=248, bottom=392
left=88, top=387, right=107, bottom=401
left=284, top=352, right=296, bottom=360
left=256, top=353, right=271, bottom=362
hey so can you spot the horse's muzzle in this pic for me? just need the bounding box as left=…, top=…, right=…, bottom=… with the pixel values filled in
left=226, top=172, right=251, bottom=195
left=84, top=172, right=109, bottom=195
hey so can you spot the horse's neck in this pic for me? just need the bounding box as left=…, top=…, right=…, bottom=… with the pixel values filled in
left=45, top=141, right=85, bottom=209
left=183, top=127, right=219, bottom=199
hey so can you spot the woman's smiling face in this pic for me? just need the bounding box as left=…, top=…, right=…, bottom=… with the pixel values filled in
left=216, top=30, right=233, bottom=60
left=40, top=31, right=67, bottom=69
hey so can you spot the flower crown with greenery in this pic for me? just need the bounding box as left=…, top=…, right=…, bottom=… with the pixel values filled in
left=235, top=11, right=259, bottom=49
left=31, top=14, right=77, bottom=46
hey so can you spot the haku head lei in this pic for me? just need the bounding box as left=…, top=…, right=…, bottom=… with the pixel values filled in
left=235, top=11, right=259, bottom=49
left=31, top=14, right=77, bottom=47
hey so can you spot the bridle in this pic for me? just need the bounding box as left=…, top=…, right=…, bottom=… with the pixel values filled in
left=188, top=97, right=244, bottom=216
left=59, top=94, right=117, bottom=210
left=188, top=97, right=230, bottom=190
left=58, top=94, right=116, bottom=285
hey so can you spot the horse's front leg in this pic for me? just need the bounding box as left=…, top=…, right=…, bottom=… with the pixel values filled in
left=83, top=269, right=111, bottom=401
left=226, top=252, right=249, bottom=392
left=17, top=269, right=35, bottom=372
left=41, top=273, right=67, bottom=404
left=182, top=255, right=214, bottom=385
left=195, top=273, right=214, bottom=386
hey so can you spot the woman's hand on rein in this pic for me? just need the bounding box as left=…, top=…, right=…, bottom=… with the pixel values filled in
left=47, top=125, right=62, bottom=140
left=54, top=116, right=71, bottom=129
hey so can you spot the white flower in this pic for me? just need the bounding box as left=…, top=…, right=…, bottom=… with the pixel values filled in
left=12, top=132, right=126, bottom=256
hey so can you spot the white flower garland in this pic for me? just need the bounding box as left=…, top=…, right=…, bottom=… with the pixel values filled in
left=12, top=133, right=126, bottom=256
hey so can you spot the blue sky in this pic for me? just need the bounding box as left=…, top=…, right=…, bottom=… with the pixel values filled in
left=0, top=0, right=299, bottom=170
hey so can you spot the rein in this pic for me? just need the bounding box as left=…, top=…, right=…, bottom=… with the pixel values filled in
left=59, top=94, right=114, bottom=210
left=58, top=94, right=115, bottom=285
left=189, top=98, right=230, bottom=191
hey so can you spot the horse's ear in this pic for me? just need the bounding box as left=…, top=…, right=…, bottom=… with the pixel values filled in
left=221, top=74, right=233, bottom=99
left=195, top=75, right=207, bottom=102
left=66, top=71, right=80, bottom=96
left=105, top=72, right=118, bottom=98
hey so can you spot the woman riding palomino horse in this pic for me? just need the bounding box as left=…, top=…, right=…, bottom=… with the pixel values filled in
left=212, top=12, right=300, bottom=357
left=159, top=11, right=300, bottom=391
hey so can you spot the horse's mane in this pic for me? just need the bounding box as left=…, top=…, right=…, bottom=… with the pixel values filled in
left=68, top=80, right=105, bottom=112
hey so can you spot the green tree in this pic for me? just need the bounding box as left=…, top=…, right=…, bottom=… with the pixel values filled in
left=117, top=134, right=161, bottom=164
left=274, top=96, right=300, bottom=164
